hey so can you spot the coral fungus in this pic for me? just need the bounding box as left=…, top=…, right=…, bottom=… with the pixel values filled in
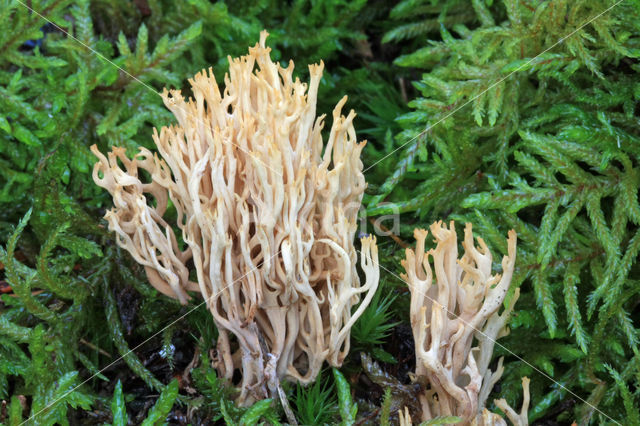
left=401, top=222, right=528, bottom=425
left=92, top=31, right=379, bottom=405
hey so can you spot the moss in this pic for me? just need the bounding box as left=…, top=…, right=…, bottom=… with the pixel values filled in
left=1, top=0, right=638, bottom=423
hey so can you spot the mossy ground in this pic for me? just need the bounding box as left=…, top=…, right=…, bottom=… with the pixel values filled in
left=1, top=0, right=639, bottom=424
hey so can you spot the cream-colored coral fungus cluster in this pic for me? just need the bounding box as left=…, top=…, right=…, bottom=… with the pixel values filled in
left=91, top=31, right=379, bottom=405
left=400, top=222, right=529, bottom=425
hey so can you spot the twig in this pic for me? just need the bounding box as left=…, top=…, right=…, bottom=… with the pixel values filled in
left=256, top=326, right=297, bottom=425
left=80, top=338, right=112, bottom=358
left=369, top=218, right=409, bottom=248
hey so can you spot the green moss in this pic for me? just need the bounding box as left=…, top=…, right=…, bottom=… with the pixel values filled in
left=1, top=0, right=638, bottom=423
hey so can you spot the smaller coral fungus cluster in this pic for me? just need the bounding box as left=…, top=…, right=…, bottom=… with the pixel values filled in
left=400, top=222, right=529, bottom=425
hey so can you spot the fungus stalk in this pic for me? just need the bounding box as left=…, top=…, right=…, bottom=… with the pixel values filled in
left=92, top=31, right=379, bottom=406
left=401, top=221, right=529, bottom=425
